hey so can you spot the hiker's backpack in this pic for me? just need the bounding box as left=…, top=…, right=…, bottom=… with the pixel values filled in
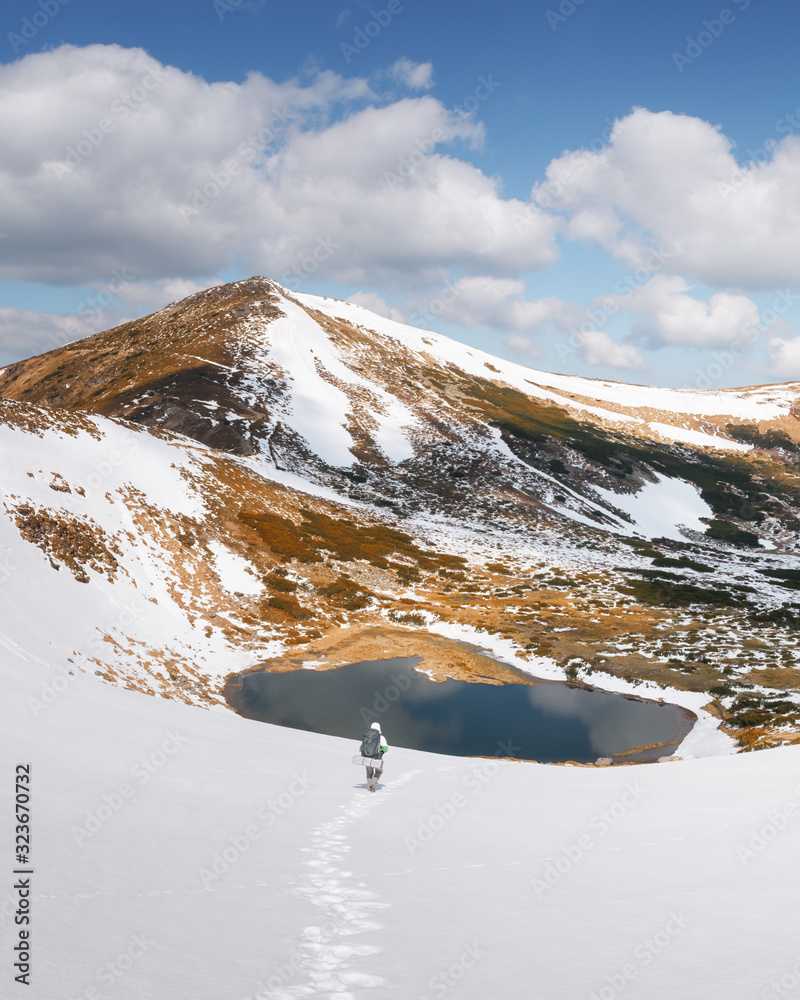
left=360, top=727, right=382, bottom=758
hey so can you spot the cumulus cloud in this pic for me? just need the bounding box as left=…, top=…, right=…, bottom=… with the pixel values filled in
left=109, top=277, right=213, bottom=310
left=406, top=275, right=573, bottom=335
left=577, top=329, right=647, bottom=371
left=767, top=336, right=800, bottom=380
left=0, top=277, right=213, bottom=365
left=0, top=307, right=120, bottom=365
left=348, top=291, right=407, bottom=322
left=388, top=58, right=434, bottom=91
left=606, top=274, right=761, bottom=349
left=0, top=44, right=558, bottom=288
left=534, top=107, right=800, bottom=289
left=7, top=50, right=796, bottom=379
left=504, top=333, right=544, bottom=361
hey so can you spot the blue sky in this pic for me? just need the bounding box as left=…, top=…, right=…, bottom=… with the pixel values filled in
left=1, top=0, right=799, bottom=387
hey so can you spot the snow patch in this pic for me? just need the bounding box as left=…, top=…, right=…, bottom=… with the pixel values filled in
left=595, top=474, right=713, bottom=542
left=648, top=421, right=752, bottom=453
left=208, top=541, right=263, bottom=595
left=250, top=293, right=417, bottom=466
left=258, top=297, right=358, bottom=467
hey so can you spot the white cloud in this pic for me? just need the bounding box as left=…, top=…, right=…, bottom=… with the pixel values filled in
left=578, top=329, right=647, bottom=371
left=0, top=44, right=558, bottom=288
left=534, top=107, right=800, bottom=289
left=606, top=274, right=761, bottom=349
left=0, top=307, right=120, bottom=364
left=8, top=50, right=794, bottom=382
left=109, top=278, right=213, bottom=311
left=504, top=333, right=543, bottom=362
left=348, top=291, right=407, bottom=322
left=407, top=275, right=573, bottom=335
left=0, top=278, right=215, bottom=364
left=767, top=336, right=800, bottom=380
left=389, top=58, right=434, bottom=91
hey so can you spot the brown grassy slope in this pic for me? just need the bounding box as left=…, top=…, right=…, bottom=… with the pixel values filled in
left=0, top=279, right=285, bottom=451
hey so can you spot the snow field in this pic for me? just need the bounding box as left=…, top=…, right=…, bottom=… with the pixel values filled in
left=594, top=473, right=714, bottom=542
left=3, top=651, right=799, bottom=999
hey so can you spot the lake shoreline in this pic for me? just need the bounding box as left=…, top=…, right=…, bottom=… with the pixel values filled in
left=224, top=646, right=697, bottom=766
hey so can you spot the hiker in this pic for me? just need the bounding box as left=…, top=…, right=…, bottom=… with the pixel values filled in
left=360, top=721, right=388, bottom=793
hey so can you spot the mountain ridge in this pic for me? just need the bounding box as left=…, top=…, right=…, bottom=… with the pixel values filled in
left=2, top=276, right=800, bottom=752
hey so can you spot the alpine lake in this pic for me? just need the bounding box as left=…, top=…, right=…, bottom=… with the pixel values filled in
left=223, top=656, right=695, bottom=765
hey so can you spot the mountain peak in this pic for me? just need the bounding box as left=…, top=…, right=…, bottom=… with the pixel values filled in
left=2, top=276, right=800, bottom=747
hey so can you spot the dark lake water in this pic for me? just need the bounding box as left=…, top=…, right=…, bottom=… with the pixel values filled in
left=224, top=657, right=695, bottom=764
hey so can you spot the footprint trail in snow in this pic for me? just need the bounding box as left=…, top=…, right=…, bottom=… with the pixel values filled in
left=260, top=769, right=420, bottom=1000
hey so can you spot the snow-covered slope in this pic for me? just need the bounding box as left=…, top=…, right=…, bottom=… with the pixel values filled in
left=2, top=276, right=799, bottom=475
left=3, top=649, right=799, bottom=999
left=1, top=277, right=800, bottom=748
left=295, top=287, right=799, bottom=437
left=0, top=404, right=260, bottom=697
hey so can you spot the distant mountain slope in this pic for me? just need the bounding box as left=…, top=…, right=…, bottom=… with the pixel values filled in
left=2, top=277, right=800, bottom=749
left=1, top=277, right=799, bottom=546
